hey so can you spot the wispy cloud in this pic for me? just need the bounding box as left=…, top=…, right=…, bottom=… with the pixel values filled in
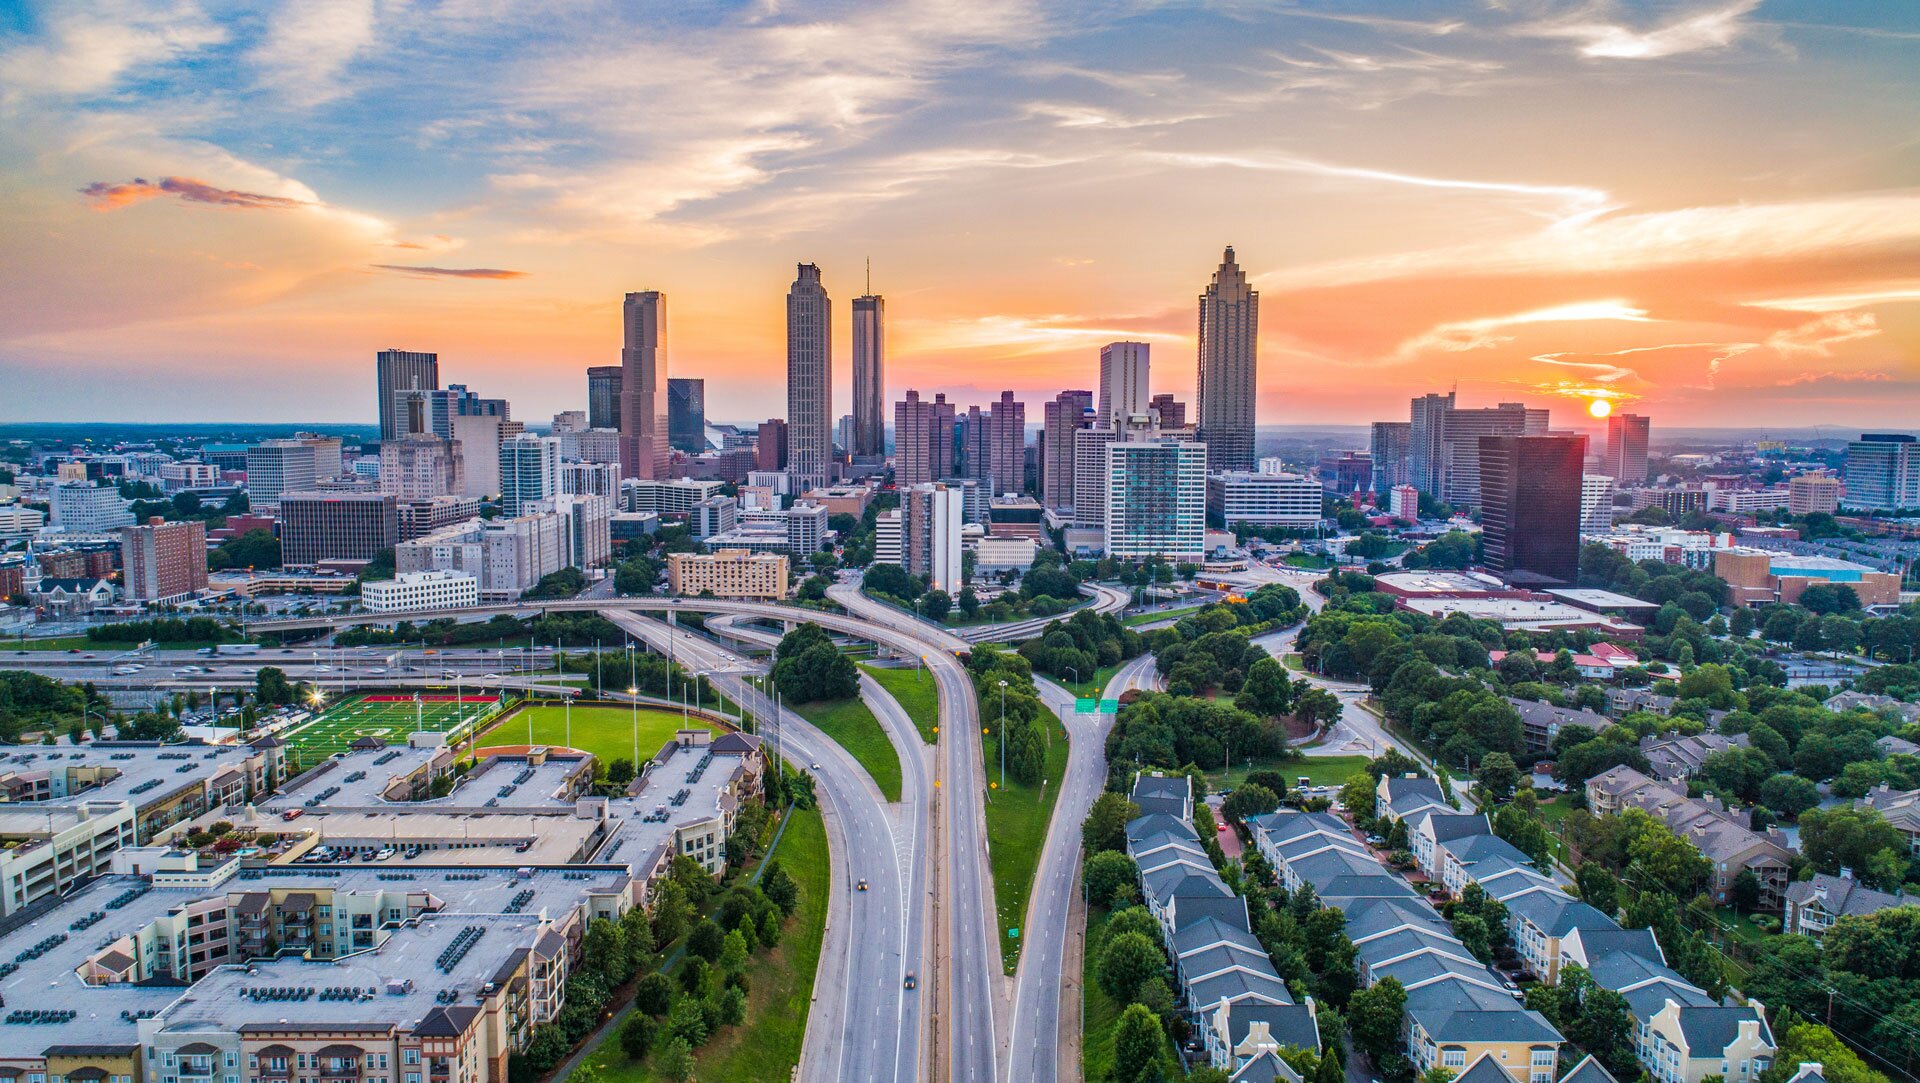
left=80, top=176, right=311, bottom=211
left=372, top=265, right=527, bottom=280
left=1142, top=151, right=1613, bottom=222
left=249, top=0, right=377, bottom=102
left=1515, top=0, right=1764, bottom=60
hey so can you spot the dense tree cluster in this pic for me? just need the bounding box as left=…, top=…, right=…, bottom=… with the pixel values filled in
left=206, top=528, right=281, bottom=571
left=1103, top=691, right=1300, bottom=789
left=771, top=624, right=860, bottom=704
left=1745, top=909, right=1920, bottom=1081
left=1140, top=589, right=1302, bottom=697
left=86, top=616, right=239, bottom=645
left=1016, top=609, right=1142, bottom=682
left=968, top=648, right=1053, bottom=785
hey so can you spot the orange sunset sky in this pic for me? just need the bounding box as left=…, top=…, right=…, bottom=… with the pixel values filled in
left=2, top=0, right=1917, bottom=429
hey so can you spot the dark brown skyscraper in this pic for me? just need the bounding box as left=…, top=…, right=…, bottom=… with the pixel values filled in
left=587, top=365, right=622, bottom=429
left=1196, top=247, right=1258, bottom=472
left=619, top=291, right=669, bottom=480
left=1479, top=435, right=1583, bottom=587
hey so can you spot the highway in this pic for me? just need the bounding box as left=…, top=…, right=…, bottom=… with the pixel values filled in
left=602, top=610, right=931, bottom=1083
left=952, top=581, right=1132, bottom=643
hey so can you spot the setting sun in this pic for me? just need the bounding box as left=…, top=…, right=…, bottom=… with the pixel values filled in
left=1588, top=398, right=1613, bottom=419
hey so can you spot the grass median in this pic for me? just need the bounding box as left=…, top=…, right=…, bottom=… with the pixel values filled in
left=984, top=709, right=1069, bottom=973
left=858, top=662, right=939, bottom=744
left=1081, top=905, right=1179, bottom=1081
left=792, top=696, right=903, bottom=802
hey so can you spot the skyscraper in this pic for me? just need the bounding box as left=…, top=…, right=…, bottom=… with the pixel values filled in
left=587, top=365, right=622, bottom=429
left=1149, top=394, right=1186, bottom=431
left=895, top=392, right=955, bottom=487
left=120, top=517, right=208, bottom=604
left=246, top=440, right=319, bottom=508
left=1370, top=421, right=1411, bottom=491
left=668, top=378, right=706, bottom=453
left=1408, top=391, right=1455, bottom=497
left=852, top=291, right=885, bottom=460
left=1480, top=435, right=1583, bottom=587
left=1581, top=474, right=1616, bottom=532
left=1842, top=434, right=1920, bottom=511
left=1442, top=402, right=1533, bottom=509
left=1042, top=390, right=1094, bottom=512
left=1106, top=438, right=1208, bottom=561
left=756, top=419, right=789, bottom=473
left=1099, top=342, right=1151, bottom=427
left=987, top=391, right=1026, bottom=496
left=1604, top=413, right=1651, bottom=484
left=619, top=291, right=669, bottom=481
left=786, top=264, right=832, bottom=491
left=499, top=433, right=561, bottom=516
left=375, top=349, right=439, bottom=441
left=1196, top=247, right=1258, bottom=472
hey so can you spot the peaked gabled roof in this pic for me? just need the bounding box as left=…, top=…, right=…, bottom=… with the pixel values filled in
left=1559, top=1054, right=1621, bottom=1083
left=1455, top=1053, right=1522, bottom=1083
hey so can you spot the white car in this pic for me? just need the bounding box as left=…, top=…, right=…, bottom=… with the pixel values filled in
left=376, top=847, right=396, bottom=861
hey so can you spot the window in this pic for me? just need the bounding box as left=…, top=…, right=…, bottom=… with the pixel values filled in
left=1533, top=1051, right=1556, bottom=1067
left=1443, top=1052, right=1466, bottom=1068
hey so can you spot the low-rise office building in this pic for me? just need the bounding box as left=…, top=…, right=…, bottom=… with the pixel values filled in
left=362, top=569, right=480, bottom=612
left=666, top=549, right=789, bottom=599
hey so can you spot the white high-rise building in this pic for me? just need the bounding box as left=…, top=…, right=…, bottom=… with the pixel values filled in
left=786, top=263, right=832, bottom=492
left=875, top=484, right=964, bottom=593
left=1389, top=484, right=1419, bottom=522
left=560, top=461, right=622, bottom=500
left=1206, top=471, right=1320, bottom=527
left=1581, top=474, right=1616, bottom=533
left=379, top=434, right=464, bottom=500
left=1098, top=342, right=1151, bottom=428
left=1072, top=427, right=1120, bottom=529
left=48, top=483, right=134, bottom=534
left=498, top=434, right=561, bottom=516
left=451, top=414, right=504, bottom=500
left=245, top=441, right=319, bottom=509
left=533, top=493, right=613, bottom=571
left=1107, top=439, right=1207, bottom=561
left=873, top=510, right=903, bottom=567
left=1842, top=434, right=1920, bottom=512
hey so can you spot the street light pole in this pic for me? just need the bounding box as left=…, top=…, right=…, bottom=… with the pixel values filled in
left=997, top=679, right=1008, bottom=791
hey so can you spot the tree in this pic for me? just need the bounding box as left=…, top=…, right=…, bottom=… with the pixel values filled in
left=1082, top=792, right=1141, bottom=854
left=666, top=996, right=708, bottom=1047
left=719, top=928, right=749, bottom=972
left=1339, top=772, right=1378, bottom=825
left=654, top=1037, right=696, bottom=1082
left=772, top=625, right=859, bottom=702
left=1235, top=656, right=1294, bottom=719
left=618, top=1012, right=657, bottom=1061
left=634, top=972, right=674, bottom=1016
left=1112, top=1003, right=1168, bottom=1083
left=1221, top=783, right=1282, bottom=824
left=919, top=589, right=953, bottom=621
left=1348, top=976, right=1407, bottom=1062
left=1476, top=752, right=1521, bottom=804
left=958, top=587, right=980, bottom=618
left=1759, top=773, right=1821, bottom=820
left=1759, top=1020, right=1890, bottom=1083
left=1084, top=850, right=1140, bottom=908
left=1097, top=930, right=1164, bottom=1003
left=1798, top=806, right=1907, bottom=888
left=1576, top=861, right=1620, bottom=916
left=255, top=666, right=295, bottom=707
left=1799, top=583, right=1862, bottom=615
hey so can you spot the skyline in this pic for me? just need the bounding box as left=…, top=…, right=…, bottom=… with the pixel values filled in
left=3, top=1, right=1919, bottom=427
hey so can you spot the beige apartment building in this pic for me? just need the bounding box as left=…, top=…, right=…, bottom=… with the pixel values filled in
left=667, top=549, right=788, bottom=599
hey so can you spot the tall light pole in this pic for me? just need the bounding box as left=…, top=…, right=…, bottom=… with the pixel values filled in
left=629, top=685, right=639, bottom=769
left=997, top=679, right=1008, bottom=791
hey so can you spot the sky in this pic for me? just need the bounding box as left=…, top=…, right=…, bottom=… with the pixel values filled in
left=1, top=0, right=1918, bottom=432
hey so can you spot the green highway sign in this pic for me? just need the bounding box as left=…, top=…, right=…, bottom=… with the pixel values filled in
left=1075, top=698, right=1097, bottom=713
left=1098, top=699, right=1119, bottom=713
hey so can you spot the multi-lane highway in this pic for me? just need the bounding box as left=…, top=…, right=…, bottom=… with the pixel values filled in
left=952, top=580, right=1132, bottom=643
left=603, top=610, right=932, bottom=1083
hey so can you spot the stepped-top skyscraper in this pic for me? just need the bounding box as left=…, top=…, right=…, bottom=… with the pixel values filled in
left=619, top=291, right=669, bottom=481
left=375, top=349, right=439, bottom=441
left=1195, top=247, right=1258, bottom=472
left=852, top=285, right=885, bottom=461
left=786, top=263, right=833, bottom=491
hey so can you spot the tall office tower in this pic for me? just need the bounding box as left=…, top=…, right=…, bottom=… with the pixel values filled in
left=279, top=492, right=399, bottom=566
left=375, top=349, right=439, bottom=441
left=1098, top=342, right=1151, bottom=427
left=901, top=483, right=964, bottom=593
left=587, top=365, right=623, bottom=429
left=295, top=433, right=344, bottom=479
left=1581, top=474, right=1616, bottom=532
left=552, top=410, right=587, bottom=434
left=1072, top=426, right=1120, bottom=529
left=1149, top=394, right=1186, bottom=431
left=380, top=434, right=465, bottom=499
left=893, top=391, right=956, bottom=487
left=1441, top=402, right=1532, bottom=509
left=1042, top=390, right=1095, bottom=512
left=1789, top=473, right=1842, bottom=515
left=756, top=419, right=789, bottom=473
left=851, top=291, right=885, bottom=460
left=1480, top=435, right=1583, bottom=587
left=785, top=263, right=832, bottom=491
left=1603, top=413, right=1651, bottom=484
left=986, top=390, right=1026, bottom=495
left=836, top=414, right=855, bottom=456
left=1524, top=408, right=1551, bottom=435
left=1370, top=421, right=1412, bottom=492
left=450, top=414, right=503, bottom=499
left=1106, top=438, right=1208, bottom=561
left=120, top=517, right=207, bottom=603
left=499, top=434, right=561, bottom=516
left=619, top=290, right=670, bottom=481
left=1843, top=433, right=1920, bottom=511
left=1195, top=247, right=1258, bottom=472
left=1408, top=391, right=1456, bottom=496
left=246, top=440, right=319, bottom=509
left=960, top=405, right=990, bottom=482
left=668, top=378, right=706, bottom=453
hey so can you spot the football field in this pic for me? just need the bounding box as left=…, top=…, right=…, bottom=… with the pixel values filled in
left=284, top=693, right=506, bottom=766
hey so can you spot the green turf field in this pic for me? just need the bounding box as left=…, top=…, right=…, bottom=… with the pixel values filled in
left=285, top=693, right=503, bottom=766
left=478, top=703, right=713, bottom=768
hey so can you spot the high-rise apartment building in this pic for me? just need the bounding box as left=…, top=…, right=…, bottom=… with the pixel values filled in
left=1195, top=247, right=1258, bottom=472
left=560, top=461, right=622, bottom=500
left=245, top=440, right=319, bottom=509
left=1099, top=342, right=1151, bottom=427
left=279, top=492, right=399, bottom=567
left=1042, top=390, right=1094, bottom=512
left=851, top=292, right=885, bottom=460
left=902, top=483, right=964, bottom=593
left=375, top=349, right=439, bottom=441
left=668, top=378, right=705, bottom=453
left=986, top=391, right=1026, bottom=496
left=587, top=365, right=623, bottom=429
left=1206, top=471, right=1320, bottom=527
left=1788, top=474, right=1842, bottom=516
left=47, top=482, right=134, bottom=533
left=120, top=517, right=207, bottom=603
left=1073, top=427, right=1120, bottom=529
left=1842, top=434, right=1920, bottom=512
left=450, top=414, right=503, bottom=500
left=619, top=291, right=670, bottom=481
left=756, top=419, right=789, bottom=473
left=499, top=434, right=561, bottom=516
left=1107, top=438, right=1207, bottom=561
left=1480, top=435, right=1583, bottom=587
left=1604, top=413, right=1651, bottom=484
left=1149, top=394, right=1186, bottom=431
left=296, top=433, right=344, bottom=479
left=785, top=263, right=832, bottom=492
left=379, top=434, right=464, bottom=500
left=1370, top=421, right=1412, bottom=491
left=893, top=391, right=956, bottom=487
left=1441, top=403, right=1534, bottom=509
left=1581, top=474, right=1616, bottom=533
left=1389, top=484, right=1419, bottom=522
left=1407, top=391, right=1456, bottom=497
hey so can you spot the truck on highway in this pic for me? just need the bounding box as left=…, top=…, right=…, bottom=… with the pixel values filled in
left=199, top=644, right=261, bottom=657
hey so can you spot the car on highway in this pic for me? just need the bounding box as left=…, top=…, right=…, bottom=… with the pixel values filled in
left=809, top=762, right=822, bottom=770
left=856, top=879, right=868, bottom=892
left=903, top=972, right=916, bottom=990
